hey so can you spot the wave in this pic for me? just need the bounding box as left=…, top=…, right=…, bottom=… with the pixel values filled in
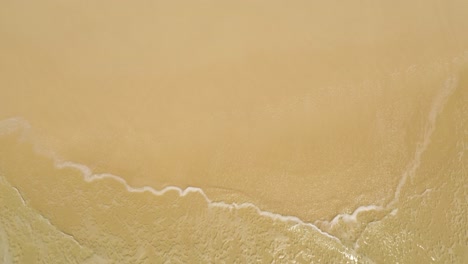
left=0, top=117, right=341, bottom=241
left=0, top=65, right=461, bottom=251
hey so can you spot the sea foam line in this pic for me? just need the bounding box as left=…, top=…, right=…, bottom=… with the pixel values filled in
left=317, top=74, right=459, bottom=229
left=320, top=50, right=467, bottom=229
left=325, top=205, right=385, bottom=227
left=53, top=159, right=362, bottom=261
left=390, top=75, right=458, bottom=206
left=0, top=117, right=342, bottom=242
left=55, top=160, right=340, bottom=242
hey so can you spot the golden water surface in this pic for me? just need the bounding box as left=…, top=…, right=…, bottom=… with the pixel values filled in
left=1, top=0, right=467, bottom=263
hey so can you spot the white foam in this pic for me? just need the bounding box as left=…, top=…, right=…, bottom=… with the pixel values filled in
left=314, top=74, right=459, bottom=231
left=11, top=186, right=27, bottom=206
left=55, top=160, right=340, bottom=241
left=390, top=75, right=458, bottom=206
left=0, top=116, right=343, bottom=242
left=389, top=209, right=398, bottom=216
left=326, top=205, right=385, bottom=227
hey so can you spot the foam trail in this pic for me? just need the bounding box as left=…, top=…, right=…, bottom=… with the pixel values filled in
left=56, top=161, right=212, bottom=200
left=11, top=186, right=27, bottom=206
left=311, top=55, right=462, bottom=230
left=390, top=75, right=458, bottom=206
left=55, top=161, right=340, bottom=242
left=315, top=74, right=459, bottom=231
left=0, top=117, right=348, bottom=245
left=51, top=160, right=366, bottom=262
left=325, top=205, right=385, bottom=228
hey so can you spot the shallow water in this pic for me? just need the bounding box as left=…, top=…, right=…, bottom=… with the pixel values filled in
left=1, top=0, right=467, bottom=262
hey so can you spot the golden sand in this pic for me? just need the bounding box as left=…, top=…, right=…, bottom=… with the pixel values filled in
left=1, top=0, right=467, bottom=262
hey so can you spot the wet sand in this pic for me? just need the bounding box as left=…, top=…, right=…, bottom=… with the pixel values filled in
left=1, top=0, right=467, bottom=262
